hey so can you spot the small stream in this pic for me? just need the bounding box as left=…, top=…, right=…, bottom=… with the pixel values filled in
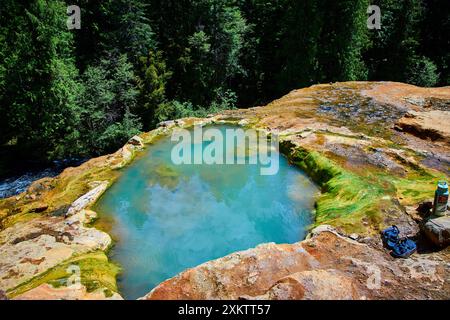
left=0, top=159, right=86, bottom=199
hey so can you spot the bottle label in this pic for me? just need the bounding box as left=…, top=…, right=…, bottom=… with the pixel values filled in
left=437, top=195, right=448, bottom=204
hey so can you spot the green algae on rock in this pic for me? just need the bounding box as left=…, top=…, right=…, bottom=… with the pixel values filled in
left=8, top=251, right=121, bottom=299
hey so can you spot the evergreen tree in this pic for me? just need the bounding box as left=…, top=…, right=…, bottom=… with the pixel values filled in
left=364, top=0, right=440, bottom=86
left=135, top=50, right=172, bottom=129
left=74, top=0, right=155, bottom=70
left=106, top=0, right=156, bottom=63
left=419, top=0, right=450, bottom=85
left=237, top=0, right=288, bottom=105
left=317, top=0, right=370, bottom=82
left=75, top=54, right=142, bottom=156
left=0, top=0, right=80, bottom=160
left=148, top=0, right=248, bottom=107
left=274, top=0, right=323, bottom=94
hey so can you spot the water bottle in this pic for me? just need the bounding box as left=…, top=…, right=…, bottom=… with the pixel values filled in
left=432, top=181, right=449, bottom=217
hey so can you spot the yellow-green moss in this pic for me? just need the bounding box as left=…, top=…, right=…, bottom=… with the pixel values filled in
left=0, top=212, right=41, bottom=231
left=290, top=147, right=388, bottom=233
left=149, top=164, right=182, bottom=189
left=6, top=251, right=121, bottom=298
left=283, top=140, right=449, bottom=235
left=391, top=171, right=446, bottom=206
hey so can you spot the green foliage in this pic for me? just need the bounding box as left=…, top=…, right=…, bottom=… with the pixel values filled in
left=210, top=88, right=238, bottom=112
left=68, top=55, right=142, bottom=156
left=274, top=0, right=323, bottom=91
left=105, top=0, right=156, bottom=63
left=149, top=0, right=249, bottom=107
left=74, top=0, right=156, bottom=69
left=365, top=0, right=444, bottom=86
left=96, top=113, right=142, bottom=154
left=0, top=0, right=80, bottom=160
left=135, top=50, right=172, bottom=129
left=155, top=89, right=237, bottom=123
left=316, top=0, right=370, bottom=82
left=238, top=0, right=370, bottom=101
left=405, top=56, right=439, bottom=87
left=419, top=0, right=450, bottom=86
left=155, top=101, right=196, bottom=123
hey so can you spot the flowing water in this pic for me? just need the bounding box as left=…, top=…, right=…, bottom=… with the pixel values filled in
left=95, top=125, right=319, bottom=299
left=0, top=158, right=87, bottom=199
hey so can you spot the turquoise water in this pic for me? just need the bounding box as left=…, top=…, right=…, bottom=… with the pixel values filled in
left=95, top=125, right=318, bottom=299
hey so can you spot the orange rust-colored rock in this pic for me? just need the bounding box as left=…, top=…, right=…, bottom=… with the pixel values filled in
left=241, top=270, right=360, bottom=300
left=144, top=227, right=449, bottom=300
left=395, top=110, right=450, bottom=145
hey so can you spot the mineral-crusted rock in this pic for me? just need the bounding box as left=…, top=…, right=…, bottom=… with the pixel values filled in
left=128, top=135, right=144, bottom=147
left=13, top=283, right=123, bottom=300
left=422, top=216, right=450, bottom=247
left=0, top=214, right=111, bottom=292
left=158, top=120, right=175, bottom=128
left=240, top=270, right=360, bottom=300
left=143, top=227, right=449, bottom=300
left=395, top=110, right=450, bottom=145
left=65, top=182, right=108, bottom=217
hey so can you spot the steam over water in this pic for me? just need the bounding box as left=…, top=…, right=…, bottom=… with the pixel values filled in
left=95, top=125, right=318, bottom=299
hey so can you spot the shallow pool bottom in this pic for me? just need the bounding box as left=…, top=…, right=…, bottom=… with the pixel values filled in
left=95, top=125, right=319, bottom=299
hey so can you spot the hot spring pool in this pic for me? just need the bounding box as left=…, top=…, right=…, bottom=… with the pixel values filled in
left=95, top=125, right=319, bottom=299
